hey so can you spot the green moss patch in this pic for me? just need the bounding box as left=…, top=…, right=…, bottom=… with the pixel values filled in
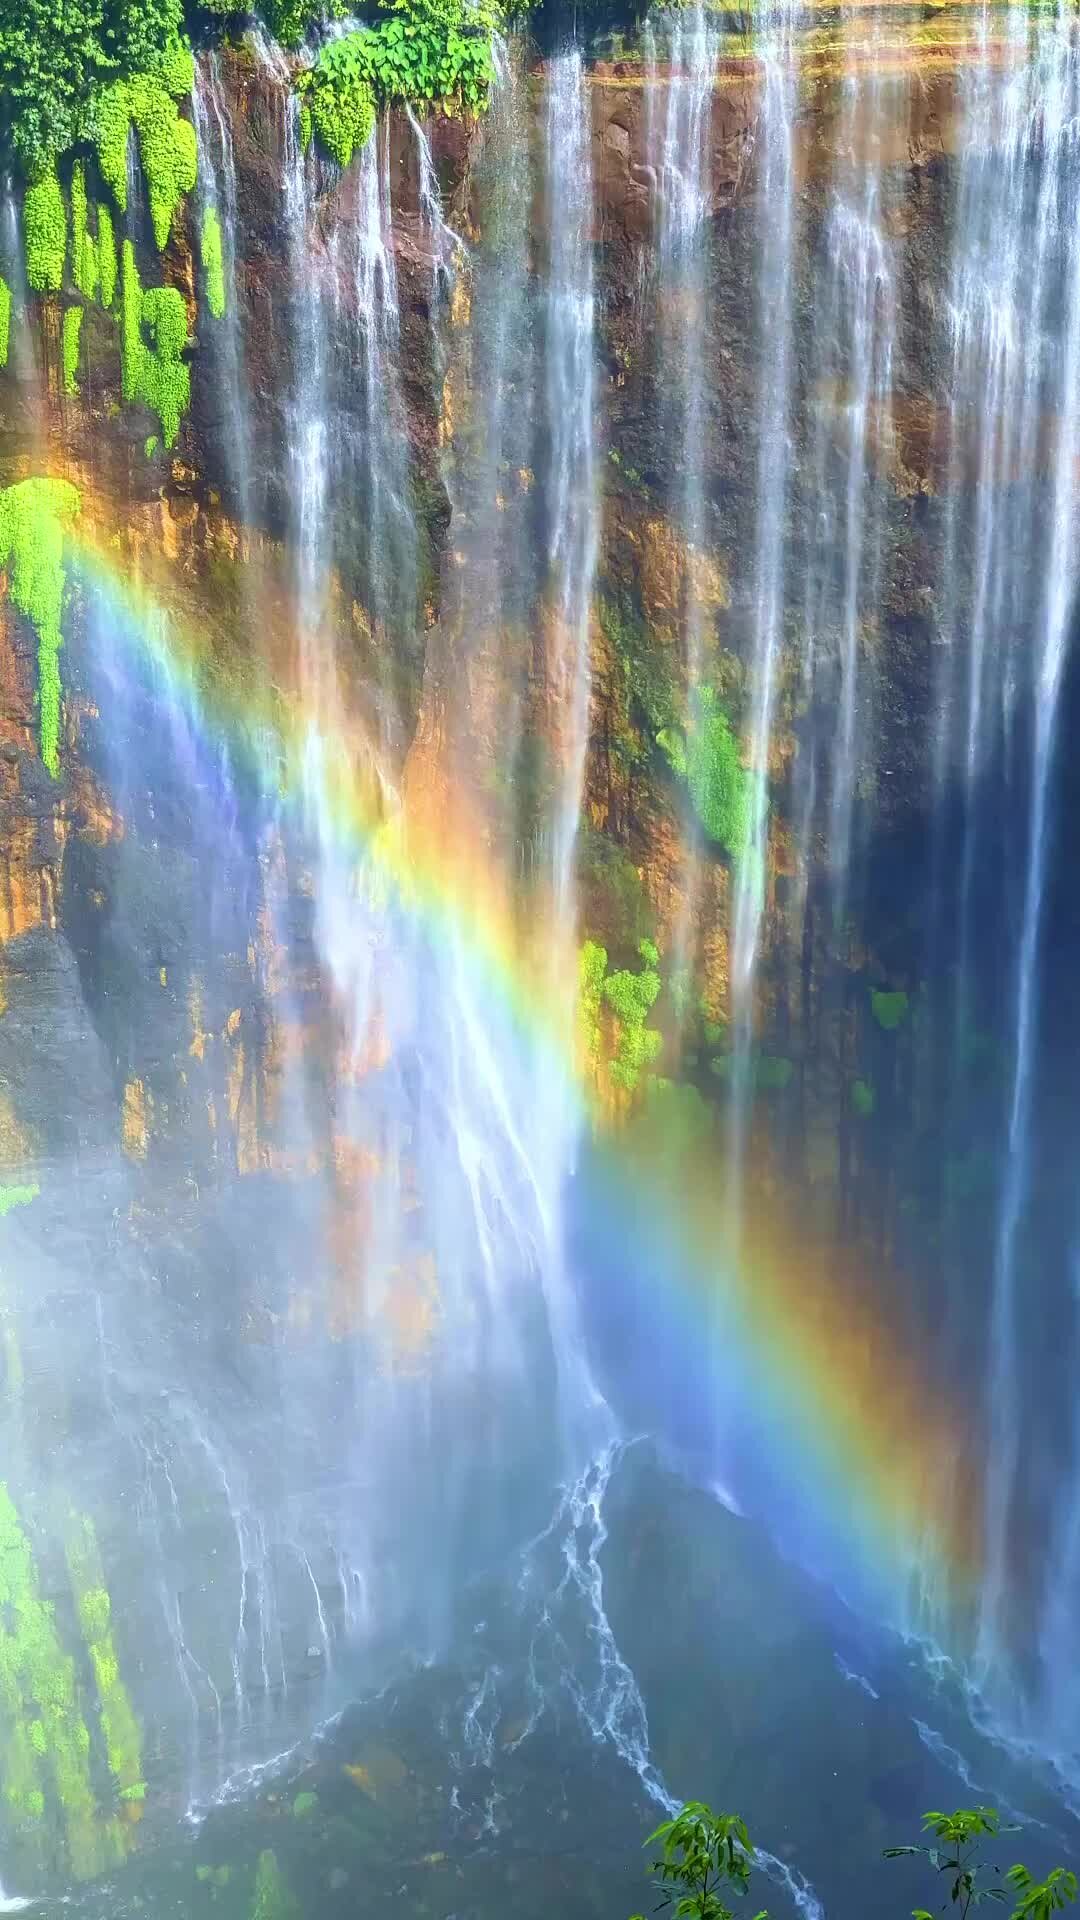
left=0, top=477, right=82, bottom=777
left=870, top=988, right=909, bottom=1032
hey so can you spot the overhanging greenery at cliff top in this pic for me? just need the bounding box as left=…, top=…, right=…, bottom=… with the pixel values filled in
left=1, top=0, right=504, bottom=186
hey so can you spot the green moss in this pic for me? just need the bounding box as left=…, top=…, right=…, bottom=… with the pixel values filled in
left=97, top=203, right=117, bottom=308
left=121, top=242, right=190, bottom=447
left=579, top=939, right=607, bottom=1068
left=145, top=434, right=159, bottom=458
left=62, top=305, right=83, bottom=394
left=23, top=162, right=66, bottom=293
left=870, top=989, right=909, bottom=1032
left=66, top=1516, right=143, bottom=1803
left=292, top=1790, right=318, bottom=1818
left=298, top=103, right=313, bottom=153
left=70, top=161, right=98, bottom=300
left=0, top=276, right=10, bottom=367
left=251, top=1849, right=301, bottom=1920
left=297, top=37, right=375, bottom=170
left=598, top=593, right=676, bottom=745
left=140, top=284, right=190, bottom=446
left=0, top=478, right=81, bottom=777
left=578, top=829, right=653, bottom=950
left=90, top=64, right=197, bottom=250
left=852, top=1076, right=875, bottom=1116
left=710, top=1051, right=792, bottom=1093
left=0, top=1484, right=104, bottom=1878
left=200, top=205, right=226, bottom=320
left=603, top=940, right=663, bottom=1093
left=0, top=1184, right=39, bottom=1216
left=120, top=238, right=143, bottom=401
left=659, top=686, right=753, bottom=861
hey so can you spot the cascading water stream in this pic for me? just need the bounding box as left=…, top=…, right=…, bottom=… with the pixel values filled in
left=977, top=1, right=1080, bottom=1706
left=642, top=7, right=717, bottom=989
left=192, top=53, right=254, bottom=523
left=544, top=50, right=599, bottom=931
left=728, top=0, right=799, bottom=1175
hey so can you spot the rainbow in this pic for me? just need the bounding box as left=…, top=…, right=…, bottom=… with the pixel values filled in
left=60, top=527, right=978, bottom=1637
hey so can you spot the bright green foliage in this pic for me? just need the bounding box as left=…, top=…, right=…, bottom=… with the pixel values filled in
left=145, top=434, right=158, bottom=456
left=604, top=939, right=662, bottom=1093
left=297, top=0, right=499, bottom=168
left=1007, top=1866, right=1078, bottom=1920
left=251, top=1849, right=301, bottom=1920
left=292, top=1790, right=318, bottom=1817
left=0, top=0, right=105, bottom=175
left=70, top=161, right=99, bottom=299
left=298, top=38, right=376, bottom=169
left=90, top=65, right=197, bottom=249
left=0, top=1484, right=104, bottom=1879
left=852, top=1076, right=875, bottom=1117
left=62, top=305, right=83, bottom=394
left=871, top=988, right=909, bottom=1032
left=23, top=163, right=66, bottom=292
left=120, top=237, right=142, bottom=398
left=0, top=477, right=81, bottom=777
left=0, top=277, right=10, bottom=366
left=97, top=203, right=118, bottom=307
left=121, top=241, right=190, bottom=446
left=140, top=283, right=190, bottom=445
left=0, top=1184, right=39, bottom=1216
left=264, top=0, right=347, bottom=47
left=66, top=1515, right=144, bottom=1804
left=579, top=938, right=608, bottom=1068
left=200, top=205, right=226, bottom=320
left=659, top=687, right=752, bottom=862
left=887, top=1808, right=1077, bottom=1920
left=631, top=1802, right=767, bottom=1920
left=580, top=938, right=663, bottom=1094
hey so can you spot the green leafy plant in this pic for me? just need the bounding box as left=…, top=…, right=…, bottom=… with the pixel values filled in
left=1007, top=1867, right=1079, bottom=1920
left=297, top=0, right=500, bottom=167
left=0, top=278, right=10, bottom=367
left=631, top=1802, right=767, bottom=1920
left=886, top=1807, right=1076, bottom=1920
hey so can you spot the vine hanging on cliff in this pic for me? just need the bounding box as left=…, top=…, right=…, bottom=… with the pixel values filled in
left=296, top=0, right=501, bottom=169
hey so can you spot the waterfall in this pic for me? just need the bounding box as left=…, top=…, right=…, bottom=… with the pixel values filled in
left=642, top=7, right=717, bottom=987
left=544, top=50, right=599, bottom=929
left=16, top=0, right=1080, bottom=1895
left=192, top=52, right=254, bottom=523
left=809, top=23, right=895, bottom=911
left=975, top=3, right=1080, bottom=1709
left=726, top=0, right=799, bottom=1190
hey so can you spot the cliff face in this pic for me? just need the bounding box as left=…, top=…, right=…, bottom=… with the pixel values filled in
left=0, top=10, right=1078, bottom=1889
left=0, top=30, right=970, bottom=1234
